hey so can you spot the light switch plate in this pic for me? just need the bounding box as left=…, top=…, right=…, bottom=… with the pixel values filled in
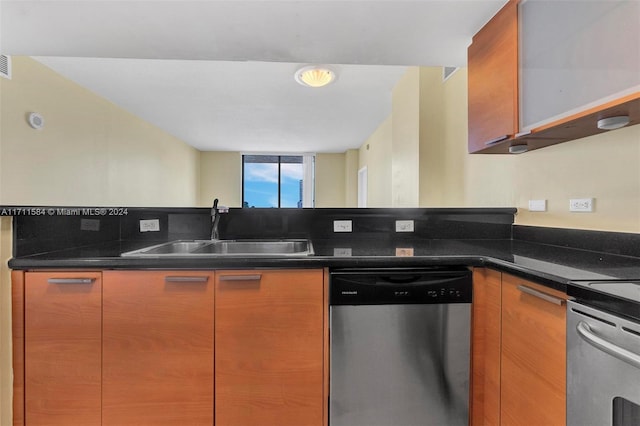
left=528, top=199, right=547, bottom=212
left=333, top=220, right=352, bottom=232
left=395, top=220, right=414, bottom=232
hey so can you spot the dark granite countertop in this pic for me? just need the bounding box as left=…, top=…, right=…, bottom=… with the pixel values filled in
left=10, top=237, right=640, bottom=296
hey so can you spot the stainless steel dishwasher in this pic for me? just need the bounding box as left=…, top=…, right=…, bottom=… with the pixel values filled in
left=329, top=267, right=472, bottom=426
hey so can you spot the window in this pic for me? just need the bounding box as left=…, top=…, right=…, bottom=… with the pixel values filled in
left=242, top=154, right=314, bottom=208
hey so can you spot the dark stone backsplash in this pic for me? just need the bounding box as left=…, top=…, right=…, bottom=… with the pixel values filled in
left=10, top=207, right=517, bottom=257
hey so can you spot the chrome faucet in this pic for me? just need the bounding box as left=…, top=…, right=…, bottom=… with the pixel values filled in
left=210, top=199, right=228, bottom=240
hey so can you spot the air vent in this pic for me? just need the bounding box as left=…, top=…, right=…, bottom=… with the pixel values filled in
left=443, top=66, right=458, bottom=82
left=0, top=55, right=11, bottom=79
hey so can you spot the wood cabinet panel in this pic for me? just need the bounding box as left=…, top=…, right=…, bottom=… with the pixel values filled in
left=12, top=270, right=25, bottom=426
left=24, top=271, right=102, bottom=426
left=471, top=268, right=502, bottom=426
left=468, top=0, right=519, bottom=153
left=500, top=274, right=566, bottom=426
left=102, top=271, right=214, bottom=426
left=215, top=269, right=324, bottom=426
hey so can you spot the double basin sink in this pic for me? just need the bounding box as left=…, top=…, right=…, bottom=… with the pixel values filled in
left=121, top=239, right=314, bottom=257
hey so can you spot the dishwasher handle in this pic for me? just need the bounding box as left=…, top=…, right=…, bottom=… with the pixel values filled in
left=577, top=321, right=640, bottom=370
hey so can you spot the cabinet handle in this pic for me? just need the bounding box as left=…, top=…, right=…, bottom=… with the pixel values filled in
left=577, top=321, right=640, bottom=370
left=219, top=274, right=262, bottom=282
left=48, top=278, right=96, bottom=284
left=484, top=135, right=509, bottom=146
left=517, top=285, right=565, bottom=306
left=164, top=276, right=209, bottom=283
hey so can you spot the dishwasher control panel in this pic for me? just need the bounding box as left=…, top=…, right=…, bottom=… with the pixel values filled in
left=330, top=268, right=472, bottom=305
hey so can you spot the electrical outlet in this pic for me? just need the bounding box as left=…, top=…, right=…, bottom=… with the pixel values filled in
left=395, top=220, right=414, bottom=232
left=140, top=219, right=160, bottom=232
left=569, top=198, right=594, bottom=212
left=528, top=199, right=547, bottom=212
left=333, top=220, right=352, bottom=232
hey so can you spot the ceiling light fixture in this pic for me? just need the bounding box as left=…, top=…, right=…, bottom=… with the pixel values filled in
left=295, top=66, right=336, bottom=88
left=597, top=115, right=630, bottom=131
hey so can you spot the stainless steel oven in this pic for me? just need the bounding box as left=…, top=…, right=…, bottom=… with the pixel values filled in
left=567, top=300, right=640, bottom=426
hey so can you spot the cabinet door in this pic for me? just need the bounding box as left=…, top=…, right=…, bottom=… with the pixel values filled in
left=215, top=269, right=324, bottom=426
left=500, top=274, right=566, bottom=426
left=520, top=0, right=640, bottom=130
left=468, top=0, right=519, bottom=153
left=470, top=268, right=501, bottom=426
left=102, top=271, right=214, bottom=426
left=25, top=272, right=102, bottom=426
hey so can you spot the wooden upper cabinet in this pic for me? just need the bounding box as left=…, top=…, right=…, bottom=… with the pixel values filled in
left=470, top=268, right=502, bottom=426
left=468, top=0, right=519, bottom=153
left=500, top=274, right=567, bottom=426
left=468, top=0, right=640, bottom=154
left=24, top=271, right=102, bottom=426
left=102, top=271, right=214, bottom=426
left=215, top=269, right=325, bottom=426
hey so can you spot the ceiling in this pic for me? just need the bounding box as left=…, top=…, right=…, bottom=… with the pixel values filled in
left=1, top=0, right=508, bottom=153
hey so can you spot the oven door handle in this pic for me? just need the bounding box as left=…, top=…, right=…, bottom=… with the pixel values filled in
left=577, top=321, right=640, bottom=369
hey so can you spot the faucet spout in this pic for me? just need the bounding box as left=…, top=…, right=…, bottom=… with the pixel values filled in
left=211, top=199, right=228, bottom=240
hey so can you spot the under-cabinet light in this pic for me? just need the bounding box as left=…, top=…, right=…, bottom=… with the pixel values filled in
left=597, top=116, right=630, bottom=131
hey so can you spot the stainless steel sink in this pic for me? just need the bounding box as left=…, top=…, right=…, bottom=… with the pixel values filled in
left=121, top=239, right=314, bottom=257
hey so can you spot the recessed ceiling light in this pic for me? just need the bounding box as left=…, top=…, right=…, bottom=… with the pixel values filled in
left=295, top=66, right=336, bottom=88
left=597, top=115, right=630, bottom=131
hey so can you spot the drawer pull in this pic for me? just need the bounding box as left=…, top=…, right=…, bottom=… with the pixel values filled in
left=48, top=278, right=96, bottom=284
left=165, top=276, right=209, bottom=283
left=517, top=285, right=564, bottom=306
left=484, top=135, right=509, bottom=146
left=219, top=274, right=262, bottom=282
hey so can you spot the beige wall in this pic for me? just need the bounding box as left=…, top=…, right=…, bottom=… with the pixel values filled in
left=0, top=57, right=200, bottom=207
left=344, top=149, right=359, bottom=207
left=198, top=152, right=242, bottom=207
left=315, top=153, right=346, bottom=207
left=359, top=115, right=393, bottom=207
left=419, top=67, right=447, bottom=205
left=391, top=67, right=421, bottom=207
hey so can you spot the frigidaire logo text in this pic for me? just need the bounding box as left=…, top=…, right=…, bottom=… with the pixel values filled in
left=341, top=291, right=358, bottom=295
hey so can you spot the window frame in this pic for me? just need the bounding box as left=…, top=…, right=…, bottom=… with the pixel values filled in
left=241, top=153, right=315, bottom=208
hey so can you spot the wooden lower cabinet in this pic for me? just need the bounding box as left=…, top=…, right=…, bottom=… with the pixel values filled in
left=471, top=268, right=502, bottom=426
left=500, top=273, right=567, bottom=426
left=102, top=270, right=214, bottom=425
left=214, top=269, right=325, bottom=426
left=17, top=267, right=326, bottom=426
left=471, top=269, right=567, bottom=426
left=24, top=271, right=102, bottom=426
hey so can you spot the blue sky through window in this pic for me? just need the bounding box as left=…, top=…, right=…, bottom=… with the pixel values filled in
left=243, top=157, right=304, bottom=208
